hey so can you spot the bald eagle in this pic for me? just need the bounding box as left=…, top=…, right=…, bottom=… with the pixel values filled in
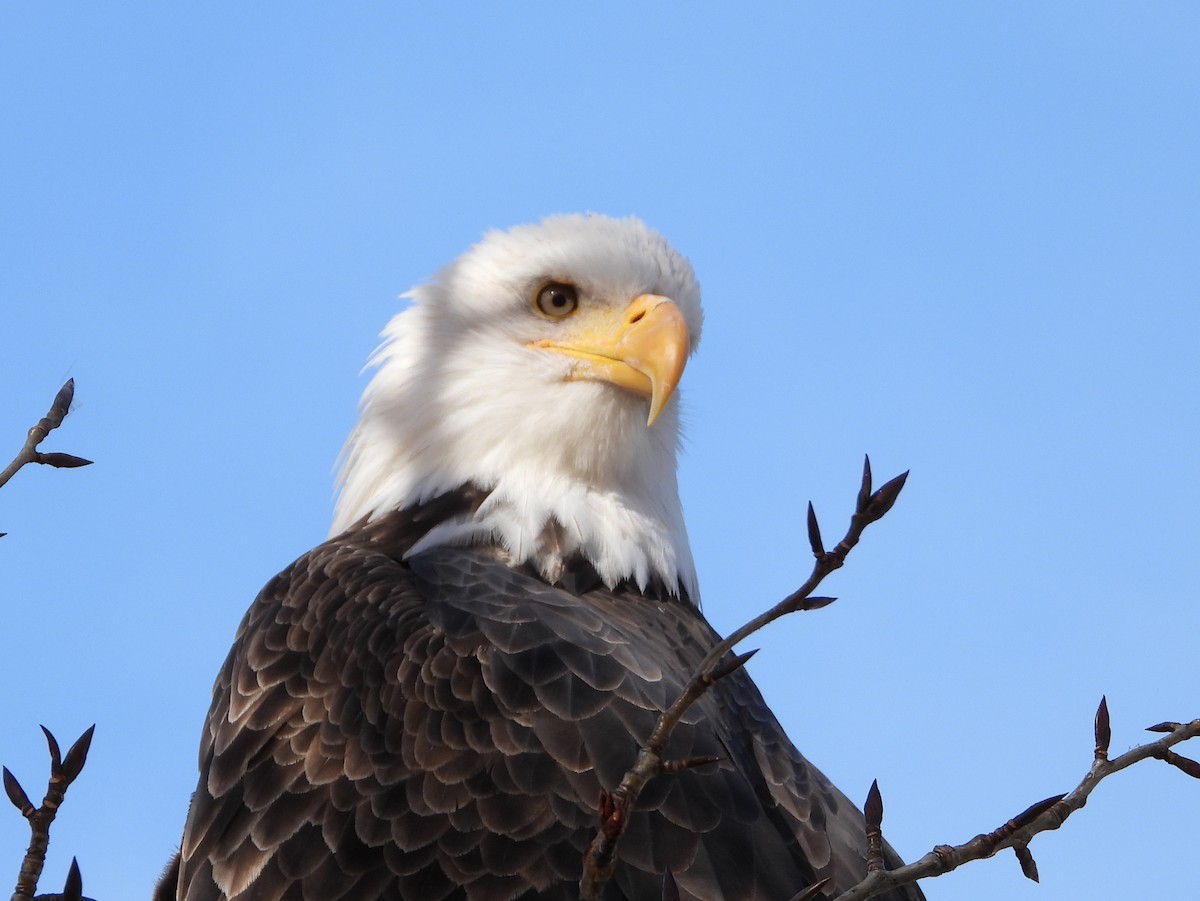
left=160, top=215, right=924, bottom=901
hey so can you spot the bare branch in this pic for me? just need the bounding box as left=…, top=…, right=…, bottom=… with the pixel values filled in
left=580, top=457, right=909, bottom=900
left=7, top=726, right=96, bottom=901
left=576, top=455, right=1195, bottom=901
left=0, top=381, right=92, bottom=536
left=830, top=713, right=1200, bottom=901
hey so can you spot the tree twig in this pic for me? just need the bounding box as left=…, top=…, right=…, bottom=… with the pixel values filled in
left=4, top=726, right=95, bottom=901
left=832, top=703, right=1200, bottom=901
left=0, top=380, right=91, bottom=537
left=580, top=457, right=909, bottom=900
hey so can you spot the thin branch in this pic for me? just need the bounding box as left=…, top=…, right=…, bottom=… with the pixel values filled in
left=6, top=726, right=94, bottom=901
left=579, top=458, right=909, bottom=900
left=832, top=707, right=1200, bottom=901
left=0, top=381, right=91, bottom=536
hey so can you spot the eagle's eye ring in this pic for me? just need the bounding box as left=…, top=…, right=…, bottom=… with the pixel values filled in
left=533, top=282, right=579, bottom=319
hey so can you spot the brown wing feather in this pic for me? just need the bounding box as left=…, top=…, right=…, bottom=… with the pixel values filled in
left=171, top=505, right=923, bottom=900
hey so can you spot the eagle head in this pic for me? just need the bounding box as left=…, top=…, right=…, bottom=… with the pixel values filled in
left=333, top=214, right=704, bottom=601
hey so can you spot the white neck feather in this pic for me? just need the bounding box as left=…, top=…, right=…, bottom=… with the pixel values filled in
left=332, top=295, right=700, bottom=603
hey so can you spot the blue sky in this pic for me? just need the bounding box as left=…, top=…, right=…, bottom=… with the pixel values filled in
left=2, top=4, right=1196, bottom=899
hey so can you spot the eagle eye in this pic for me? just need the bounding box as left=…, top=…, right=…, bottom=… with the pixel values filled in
left=533, top=282, right=579, bottom=319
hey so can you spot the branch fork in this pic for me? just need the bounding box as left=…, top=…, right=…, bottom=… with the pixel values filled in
left=579, top=455, right=1198, bottom=901
left=1, top=380, right=92, bottom=537
left=580, top=456, right=909, bottom=901
left=4, top=726, right=95, bottom=901
left=832, top=701, right=1200, bottom=900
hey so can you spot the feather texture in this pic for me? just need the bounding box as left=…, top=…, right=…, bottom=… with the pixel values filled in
left=171, top=500, right=921, bottom=900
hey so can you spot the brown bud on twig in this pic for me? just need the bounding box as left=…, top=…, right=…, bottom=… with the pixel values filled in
left=1013, top=843, right=1040, bottom=882
left=1154, top=748, right=1200, bottom=779
left=1011, top=793, right=1067, bottom=831
left=1146, top=721, right=1184, bottom=733
left=36, top=452, right=93, bottom=469
left=61, top=726, right=95, bottom=785
left=806, top=502, right=825, bottom=557
left=857, top=456, right=873, bottom=514
left=3, top=766, right=34, bottom=815
left=63, top=856, right=84, bottom=901
left=661, top=755, right=721, bottom=775
left=863, top=470, right=909, bottom=524
left=41, top=726, right=62, bottom=773
left=864, top=779, right=884, bottom=873
left=1095, top=696, right=1111, bottom=761
left=51, top=379, right=76, bottom=419
left=703, top=649, right=758, bottom=686
left=788, top=876, right=831, bottom=901
left=32, top=856, right=93, bottom=901
left=864, top=779, right=883, bottom=830
left=799, top=596, right=837, bottom=612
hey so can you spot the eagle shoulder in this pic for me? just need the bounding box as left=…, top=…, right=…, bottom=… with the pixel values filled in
left=172, top=507, right=920, bottom=900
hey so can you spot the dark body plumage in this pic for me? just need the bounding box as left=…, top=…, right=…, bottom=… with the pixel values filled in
left=168, top=490, right=922, bottom=901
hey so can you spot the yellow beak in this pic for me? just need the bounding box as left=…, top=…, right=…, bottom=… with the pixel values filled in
left=530, top=294, right=689, bottom=425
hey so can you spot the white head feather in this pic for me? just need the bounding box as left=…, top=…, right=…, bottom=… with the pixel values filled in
left=333, top=214, right=704, bottom=602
